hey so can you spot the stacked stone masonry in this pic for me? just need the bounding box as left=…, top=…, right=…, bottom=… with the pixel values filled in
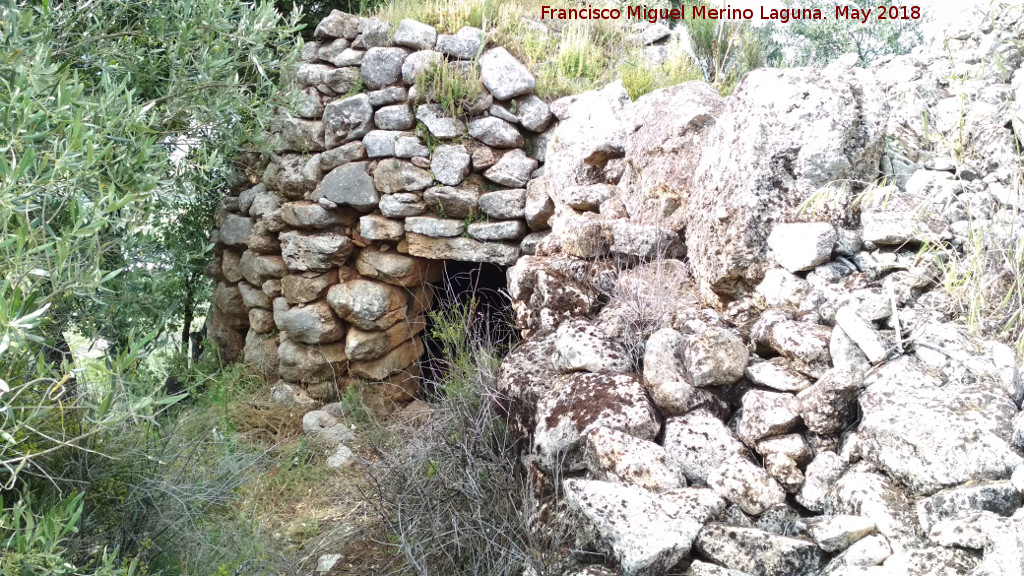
left=207, top=11, right=553, bottom=406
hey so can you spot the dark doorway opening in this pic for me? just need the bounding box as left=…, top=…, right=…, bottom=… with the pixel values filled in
left=418, top=260, right=517, bottom=399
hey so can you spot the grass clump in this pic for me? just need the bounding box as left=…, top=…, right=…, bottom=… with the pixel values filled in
left=415, top=59, right=484, bottom=119
left=621, top=51, right=704, bottom=101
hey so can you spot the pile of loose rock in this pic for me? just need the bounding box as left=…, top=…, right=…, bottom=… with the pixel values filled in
left=497, top=5, right=1024, bottom=576
left=206, top=10, right=555, bottom=409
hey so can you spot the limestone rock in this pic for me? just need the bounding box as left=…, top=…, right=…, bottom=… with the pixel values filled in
left=478, top=47, right=535, bottom=100
left=315, top=162, right=378, bottom=211
left=279, top=231, right=353, bottom=272
left=467, top=220, right=528, bottom=241
left=404, top=216, right=464, bottom=237
left=273, top=299, right=344, bottom=345
left=767, top=222, right=837, bottom=273
left=393, top=18, right=436, bottom=50
left=406, top=233, right=520, bottom=266
left=479, top=188, right=527, bottom=219
left=373, top=158, right=434, bottom=193
left=663, top=409, right=746, bottom=485
left=326, top=279, right=408, bottom=331
left=584, top=426, right=683, bottom=492
left=345, top=316, right=425, bottom=362
left=359, top=214, right=405, bottom=241
left=278, top=339, right=348, bottom=385
left=363, top=130, right=404, bottom=157
left=513, top=94, right=553, bottom=132
left=416, top=103, right=466, bottom=139
left=431, top=144, right=471, bottom=185
left=324, top=94, right=374, bottom=147
left=281, top=270, right=338, bottom=304
left=355, top=247, right=440, bottom=287
left=379, top=193, right=427, bottom=217
left=360, top=47, right=409, bottom=90
left=686, top=69, right=885, bottom=297
left=468, top=117, right=525, bottom=148
left=696, top=524, right=823, bottom=576
left=552, top=318, right=632, bottom=373
left=619, top=82, right=724, bottom=231
left=400, top=49, right=442, bottom=85
left=564, top=479, right=725, bottom=576
left=917, top=481, right=1021, bottom=533
left=349, top=336, right=424, bottom=380
left=423, top=185, right=478, bottom=218
left=484, top=149, right=538, bottom=187
left=280, top=201, right=349, bottom=229
left=435, top=26, right=483, bottom=59
left=797, top=451, right=847, bottom=513
left=746, top=358, right=813, bottom=392
left=533, top=372, right=660, bottom=473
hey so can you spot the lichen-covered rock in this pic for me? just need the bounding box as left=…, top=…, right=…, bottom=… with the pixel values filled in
left=767, top=222, right=837, bottom=273
left=916, top=481, right=1021, bottom=533
left=280, top=201, right=350, bottom=229
left=564, top=479, right=725, bottom=576
left=806, top=515, right=876, bottom=553
left=663, top=409, right=746, bottom=485
left=393, top=18, right=436, bottom=50
left=707, top=454, right=787, bottom=515
left=479, top=188, right=527, bottom=219
left=858, top=356, right=1022, bottom=495
left=467, top=220, right=528, bottom=241
left=435, top=26, right=483, bottom=60
left=373, top=158, right=434, bottom=193
left=541, top=83, right=629, bottom=192
left=746, top=358, right=813, bottom=392
left=533, top=372, right=660, bottom=472
left=642, top=328, right=725, bottom=417
left=796, top=368, right=862, bottom=435
left=326, top=278, right=408, bottom=331
left=400, top=49, right=442, bottom=85
left=753, top=313, right=832, bottom=378
left=736, top=390, right=801, bottom=445
left=379, top=193, right=427, bottom=217
left=478, top=47, right=535, bottom=100
left=552, top=318, right=632, bottom=373
left=220, top=214, right=254, bottom=247
left=682, top=326, right=748, bottom=388
left=423, top=185, right=478, bottom=218
left=416, top=103, right=466, bottom=139
left=584, top=426, right=683, bottom=491
left=686, top=68, right=885, bottom=298
left=825, top=465, right=920, bottom=545
left=798, top=451, right=847, bottom=513
left=404, top=216, right=464, bottom=237
left=513, top=94, right=553, bottom=132
left=696, top=524, right=823, bottom=576
left=363, top=130, right=404, bottom=157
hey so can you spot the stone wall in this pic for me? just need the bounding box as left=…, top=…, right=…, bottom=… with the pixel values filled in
left=206, top=10, right=556, bottom=407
